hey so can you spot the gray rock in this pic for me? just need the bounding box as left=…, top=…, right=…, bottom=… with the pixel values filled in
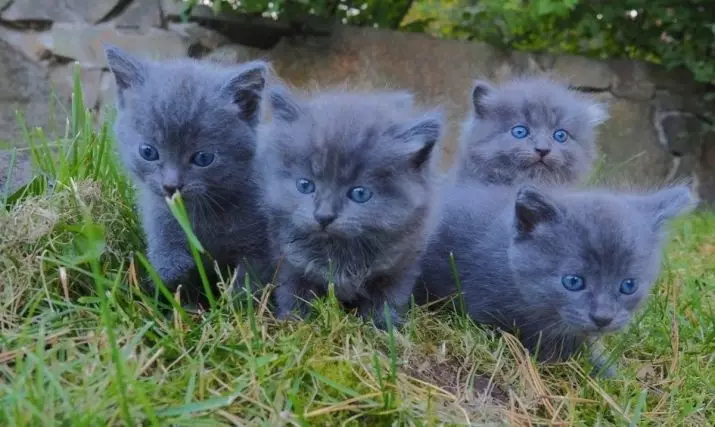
left=203, top=44, right=263, bottom=64
left=593, top=94, right=674, bottom=184
left=1, top=0, right=120, bottom=24
left=609, top=59, right=656, bottom=101
left=49, top=63, right=104, bottom=109
left=168, top=22, right=228, bottom=50
left=0, top=38, right=56, bottom=143
left=653, top=111, right=704, bottom=156
left=114, top=0, right=164, bottom=29
left=0, top=0, right=12, bottom=11
left=0, top=149, right=33, bottom=196
left=42, top=23, right=189, bottom=68
left=551, top=54, right=613, bottom=90
left=0, top=26, right=51, bottom=61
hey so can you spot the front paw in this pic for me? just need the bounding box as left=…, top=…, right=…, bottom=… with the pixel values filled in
left=359, top=303, right=402, bottom=331
left=590, top=359, right=618, bottom=378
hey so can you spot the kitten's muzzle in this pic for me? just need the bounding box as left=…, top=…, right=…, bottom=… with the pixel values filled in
left=162, top=183, right=183, bottom=197
left=314, top=211, right=337, bottom=229
left=589, top=314, right=613, bottom=329
left=534, top=148, right=551, bottom=158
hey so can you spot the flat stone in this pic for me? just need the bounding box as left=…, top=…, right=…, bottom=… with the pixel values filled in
left=49, top=63, right=104, bottom=109
left=115, top=0, right=164, bottom=29
left=0, top=27, right=51, bottom=61
left=203, top=44, right=263, bottom=65
left=593, top=94, right=675, bottom=184
left=1, top=0, right=12, bottom=11
left=41, top=23, right=189, bottom=68
left=551, top=54, right=613, bottom=90
left=1, top=0, right=120, bottom=24
left=608, top=59, right=656, bottom=101
left=168, top=22, right=229, bottom=50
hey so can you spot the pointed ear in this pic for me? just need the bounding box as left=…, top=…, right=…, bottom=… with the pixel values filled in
left=220, top=61, right=268, bottom=125
left=629, top=185, right=698, bottom=230
left=392, top=111, right=443, bottom=169
left=266, top=85, right=302, bottom=123
left=104, top=44, right=147, bottom=106
left=586, top=101, right=609, bottom=127
left=471, top=80, right=493, bottom=118
left=514, top=185, right=561, bottom=236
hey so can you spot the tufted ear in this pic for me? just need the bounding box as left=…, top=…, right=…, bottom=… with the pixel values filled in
left=220, top=61, right=269, bottom=125
left=103, top=44, right=147, bottom=107
left=392, top=110, right=443, bottom=169
left=514, top=185, right=562, bottom=237
left=471, top=80, right=494, bottom=118
left=627, top=185, right=698, bottom=230
left=266, top=84, right=302, bottom=123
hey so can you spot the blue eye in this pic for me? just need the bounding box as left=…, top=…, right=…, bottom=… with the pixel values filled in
left=347, top=186, right=373, bottom=203
left=561, top=275, right=586, bottom=291
left=619, top=279, right=638, bottom=295
left=296, top=178, right=315, bottom=194
left=510, top=125, right=530, bottom=139
left=191, top=151, right=215, bottom=167
left=552, top=129, right=569, bottom=143
left=139, top=144, right=159, bottom=161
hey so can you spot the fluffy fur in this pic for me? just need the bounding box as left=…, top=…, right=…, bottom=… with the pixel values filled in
left=454, top=76, right=609, bottom=186
left=105, top=45, right=272, bottom=299
left=256, top=86, right=443, bottom=328
left=420, top=182, right=696, bottom=374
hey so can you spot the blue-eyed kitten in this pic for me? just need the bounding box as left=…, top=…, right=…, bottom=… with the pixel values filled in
left=105, top=45, right=272, bottom=300
left=454, top=76, right=609, bottom=186
left=256, top=86, right=443, bottom=328
left=420, top=182, right=696, bottom=375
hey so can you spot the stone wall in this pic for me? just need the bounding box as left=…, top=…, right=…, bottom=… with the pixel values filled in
left=1, top=0, right=713, bottom=204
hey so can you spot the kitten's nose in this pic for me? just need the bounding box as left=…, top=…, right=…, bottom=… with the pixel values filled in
left=535, top=148, right=551, bottom=158
left=162, top=184, right=182, bottom=196
left=314, top=212, right=337, bottom=228
left=590, top=314, right=613, bottom=328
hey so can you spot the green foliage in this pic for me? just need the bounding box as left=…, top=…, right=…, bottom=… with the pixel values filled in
left=192, top=0, right=714, bottom=86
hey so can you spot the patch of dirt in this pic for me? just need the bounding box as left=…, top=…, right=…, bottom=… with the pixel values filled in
left=406, top=353, right=509, bottom=404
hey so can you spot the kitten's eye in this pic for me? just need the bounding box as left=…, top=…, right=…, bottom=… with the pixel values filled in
left=347, top=186, right=373, bottom=203
left=619, top=279, right=638, bottom=295
left=191, top=151, right=215, bottom=167
left=510, top=125, right=530, bottom=139
left=296, top=178, right=315, bottom=194
left=552, top=129, right=569, bottom=143
left=139, top=144, right=159, bottom=161
left=561, top=274, right=586, bottom=291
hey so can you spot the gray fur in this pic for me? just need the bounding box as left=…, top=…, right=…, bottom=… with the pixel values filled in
left=256, top=87, right=443, bottom=328
left=454, top=76, right=609, bottom=186
left=420, top=182, right=696, bottom=367
left=105, top=45, right=272, bottom=296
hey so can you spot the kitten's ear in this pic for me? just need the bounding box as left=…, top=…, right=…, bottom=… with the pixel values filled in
left=220, top=61, right=269, bottom=124
left=104, top=44, right=147, bottom=105
left=393, top=111, right=443, bottom=169
left=267, top=85, right=302, bottom=123
left=629, top=185, right=698, bottom=230
left=471, top=80, right=494, bottom=118
left=514, top=185, right=561, bottom=236
left=586, top=101, right=609, bottom=126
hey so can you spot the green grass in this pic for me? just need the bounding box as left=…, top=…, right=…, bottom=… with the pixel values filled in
left=1, top=68, right=713, bottom=426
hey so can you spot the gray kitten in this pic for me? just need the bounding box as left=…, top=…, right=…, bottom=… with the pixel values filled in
left=420, top=182, right=696, bottom=374
left=256, top=86, right=443, bottom=328
left=454, top=76, right=609, bottom=186
left=105, top=45, right=272, bottom=299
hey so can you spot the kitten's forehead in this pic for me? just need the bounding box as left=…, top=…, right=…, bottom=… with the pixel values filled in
left=563, top=196, right=655, bottom=275
left=298, top=93, right=412, bottom=179
left=124, top=61, right=236, bottom=149
left=489, top=78, right=591, bottom=129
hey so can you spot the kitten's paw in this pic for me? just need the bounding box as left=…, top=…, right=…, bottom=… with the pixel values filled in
left=360, top=304, right=402, bottom=331
left=590, top=362, right=617, bottom=379
left=275, top=302, right=311, bottom=321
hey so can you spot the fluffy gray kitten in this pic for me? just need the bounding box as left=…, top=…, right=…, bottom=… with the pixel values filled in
left=420, top=182, right=696, bottom=374
left=454, top=76, right=609, bottom=186
left=256, top=86, right=443, bottom=328
left=105, top=45, right=272, bottom=299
